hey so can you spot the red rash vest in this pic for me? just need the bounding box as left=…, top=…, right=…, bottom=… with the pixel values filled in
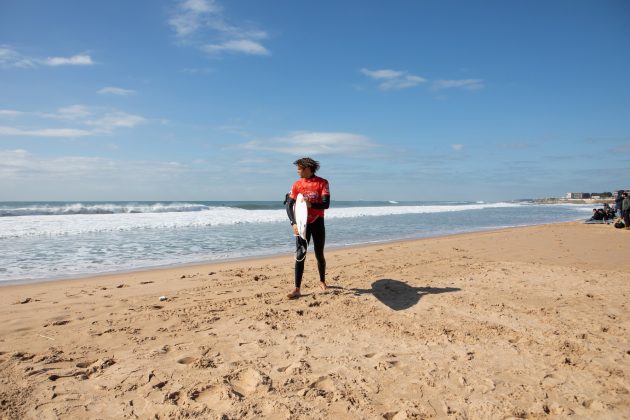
left=290, top=176, right=330, bottom=224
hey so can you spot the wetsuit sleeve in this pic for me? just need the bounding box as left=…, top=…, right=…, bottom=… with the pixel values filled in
left=286, top=196, right=297, bottom=225
left=310, top=194, right=330, bottom=210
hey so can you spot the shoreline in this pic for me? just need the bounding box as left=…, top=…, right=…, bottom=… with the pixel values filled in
left=1, top=219, right=587, bottom=288
left=1, top=221, right=628, bottom=418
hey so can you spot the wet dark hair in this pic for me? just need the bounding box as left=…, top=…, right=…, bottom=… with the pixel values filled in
left=293, top=157, right=320, bottom=174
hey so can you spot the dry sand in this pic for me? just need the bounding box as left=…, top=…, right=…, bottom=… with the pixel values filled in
left=0, top=222, right=629, bottom=419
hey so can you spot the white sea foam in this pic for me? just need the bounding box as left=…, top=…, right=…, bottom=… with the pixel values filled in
left=329, top=202, right=523, bottom=219
left=0, top=202, right=525, bottom=239
left=0, top=202, right=594, bottom=284
left=0, top=202, right=210, bottom=216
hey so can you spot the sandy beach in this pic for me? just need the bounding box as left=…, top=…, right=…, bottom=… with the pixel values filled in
left=0, top=221, right=628, bottom=419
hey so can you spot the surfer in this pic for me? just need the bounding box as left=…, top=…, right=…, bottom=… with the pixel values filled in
left=285, top=157, right=330, bottom=299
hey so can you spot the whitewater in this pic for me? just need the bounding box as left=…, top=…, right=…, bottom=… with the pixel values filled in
left=0, top=201, right=593, bottom=284
left=0, top=201, right=525, bottom=239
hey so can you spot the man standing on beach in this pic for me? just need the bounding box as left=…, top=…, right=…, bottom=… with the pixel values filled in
left=285, top=157, right=330, bottom=299
left=622, top=192, right=630, bottom=230
left=615, top=190, right=624, bottom=218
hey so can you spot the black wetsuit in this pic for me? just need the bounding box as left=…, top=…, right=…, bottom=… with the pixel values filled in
left=286, top=195, right=330, bottom=288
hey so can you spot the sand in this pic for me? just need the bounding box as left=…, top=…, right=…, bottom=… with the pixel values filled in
left=0, top=222, right=629, bottom=419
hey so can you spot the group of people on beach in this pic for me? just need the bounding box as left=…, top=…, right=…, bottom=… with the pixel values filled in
left=591, top=204, right=617, bottom=223
left=617, top=191, right=630, bottom=229
left=593, top=190, right=630, bottom=229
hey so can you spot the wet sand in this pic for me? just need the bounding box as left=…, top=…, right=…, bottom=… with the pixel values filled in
left=1, top=222, right=629, bottom=418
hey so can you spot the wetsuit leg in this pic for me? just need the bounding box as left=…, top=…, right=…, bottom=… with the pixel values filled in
left=310, top=218, right=326, bottom=282
left=294, top=218, right=327, bottom=287
left=294, top=234, right=308, bottom=288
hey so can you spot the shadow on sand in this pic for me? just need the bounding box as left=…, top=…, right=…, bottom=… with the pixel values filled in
left=351, top=279, right=461, bottom=311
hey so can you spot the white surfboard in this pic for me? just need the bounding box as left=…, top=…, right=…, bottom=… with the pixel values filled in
left=294, top=193, right=308, bottom=240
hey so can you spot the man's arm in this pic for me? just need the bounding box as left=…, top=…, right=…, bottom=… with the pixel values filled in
left=285, top=194, right=297, bottom=225
left=309, top=194, right=330, bottom=210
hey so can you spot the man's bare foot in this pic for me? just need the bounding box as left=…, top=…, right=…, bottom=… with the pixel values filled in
left=287, top=289, right=301, bottom=299
left=319, top=282, right=328, bottom=291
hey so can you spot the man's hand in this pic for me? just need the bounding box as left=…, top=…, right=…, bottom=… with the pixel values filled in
left=292, top=224, right=299, bottom=236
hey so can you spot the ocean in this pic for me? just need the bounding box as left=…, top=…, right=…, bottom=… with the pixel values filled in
left=0, top=200, right=594, bottom=285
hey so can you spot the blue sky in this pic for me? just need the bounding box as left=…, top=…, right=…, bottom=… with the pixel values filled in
left=1, top=0, right=629, bottom=201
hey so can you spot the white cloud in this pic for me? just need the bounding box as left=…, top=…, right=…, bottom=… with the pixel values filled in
left=0, top=149, right=185, bottom=181
left=451, top=144, right=464, bottom=152
left=360, top=68, right=484, bottom=93
left=43, top=105, right=92, bottom=120
left=169, top=0, right=270, bottom=57
left=43, top=54, right=94, bottom=66
left=203, top=39, right=269, bottom=56
left=432, top=79, right=484, bottom=90
left=360, top=68, right=404, bottom=79
left=0, top=46, right=36, bottom=68
left=87, top=112, right=146, bottom=131
left=0, top=107, right=146, bottom=138
left=241, top=131, right=378, bottom=156
left=380, top=75, right=426, bottom=91
left=0, top=126, right=92, bottom=137
left=184, top=0, right=216, bottom=13
left=97, top=87, right=136, bottom=96
left=0, top=109, right=23, bottom=117
left=169, top=0, right=221, bottom=37
left=0, top=46, right=95, bottom=68
left=360, top=68, right=426, bottom=90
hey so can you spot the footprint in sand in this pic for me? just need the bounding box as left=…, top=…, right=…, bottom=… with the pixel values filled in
left=374, top=360, right=399, bottom=371
left=540, top=373, right=565, bottom=389
left=303, top=375, right=337, bottom=397
left=363, top=352, right=398, bottom=370
left=277, top=359, right=311, bottom=375
left=191, top=384, right=240, bottom=411
left=478, top=378, right=496, bottom=394
left=48, top=358, right=113, bottom=382
left=227, top=368, right=272, bottom=397
left=260, top=400, right=291, bottom=417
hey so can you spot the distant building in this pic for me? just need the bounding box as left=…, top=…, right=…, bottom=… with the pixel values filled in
left=566, top=192, right=617, bottom=199
left=567, top=192, right=591, bottom=199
